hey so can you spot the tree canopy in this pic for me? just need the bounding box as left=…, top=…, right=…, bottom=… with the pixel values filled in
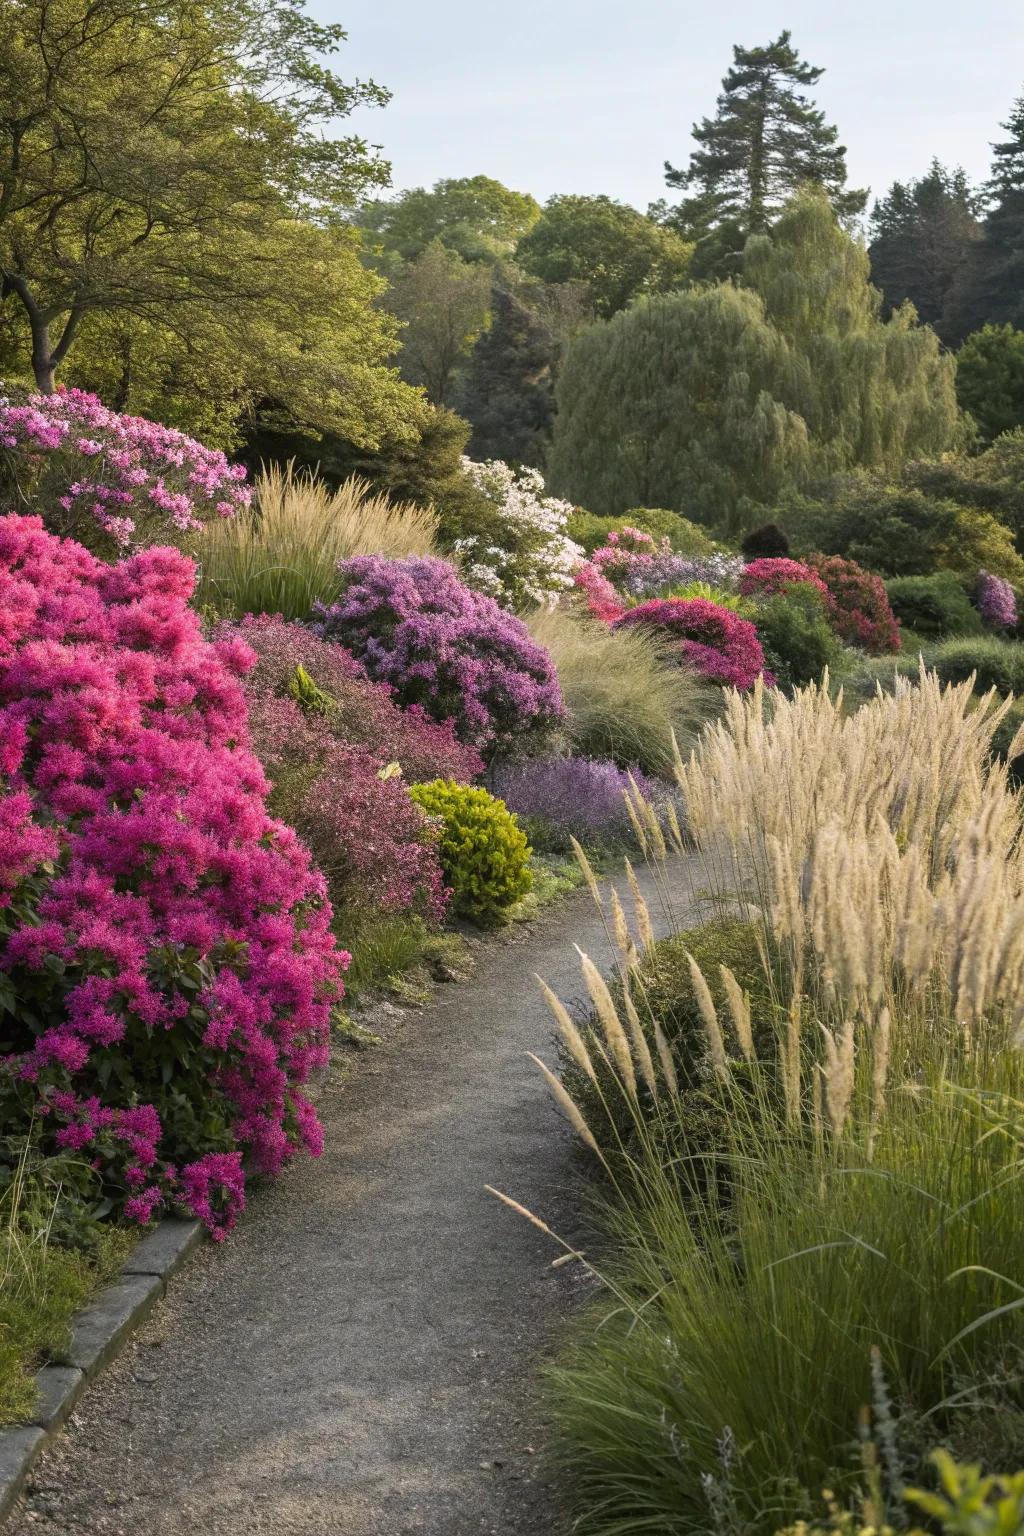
left=455, top=281, right=556, bottom=465
left=549, top=191, right=957, bottom=530
left=945, top=97, right=1024, bottom=341
left=956, top=325, right=1024, bottom=444
left=515, top=194, right=692, bottom=318
left=868, top=161, right=981, bottom=340
left=385, top=241, right=491, bottom=406
left=0, top=0, right=419, bottom=448
left=356, top=176, right=540, bottom=265
left=660, top=31, right=866, bottom=279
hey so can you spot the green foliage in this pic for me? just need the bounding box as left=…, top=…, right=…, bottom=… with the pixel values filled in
left=356, top=175, right=541, bottom=264
left=525, top=605, right=719, bottom=777
left=775, top=1451, right=1024, bottom=1536
left=885, top=573, right=983, bottom=639
left=945, top=97, right=1024, bottom=342
left=957, top=325, right=1024, bottom=444
left=0, top=0, right=418, bottom=446
left=550, top=191, right=957, bottom=529
left=754, top=585, right=848, bottom=691
left=930, top=636, right=1024, bottom=695
left=407, top=781, right=532, bottom=926
left=567, top=508, right=724, bottom=556
left=342, top=914, right=470, bottom=1002
left=661, top=31, right=867, bottom=279
left=868, top=160, right=981, bottom=341
left=515, top=194, right=692, bottom=318
left=456, top=281, right=557, bottom=465
left=384, top=240, right=492, bottom=406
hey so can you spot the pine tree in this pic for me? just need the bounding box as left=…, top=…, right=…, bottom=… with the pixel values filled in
left=456, top=283, right=557, bottom=466
left=868, top=161, right=981, bottom=339
left=549, top=191, right=957, bottom=531
left=946, top=97, right=1024, bottom=341
left=661, top=31, right=867, bottom=278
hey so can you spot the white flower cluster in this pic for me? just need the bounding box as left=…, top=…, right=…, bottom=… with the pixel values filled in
left=457, top=457, right=584, bottom=609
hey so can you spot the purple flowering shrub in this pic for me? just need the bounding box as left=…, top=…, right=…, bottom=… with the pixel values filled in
left=615, top=598, right=772, bottom=691
left=311, top=555, right=564, bottom=757
left=976, top=570, right=1019, bottom=630
left=0, top=515, right=347, bottom=1238
left=0, top=387, right=250, bottom=556
left=491, top=756, right=658, bottom=851
left=584, top=526, right=743, bottom=604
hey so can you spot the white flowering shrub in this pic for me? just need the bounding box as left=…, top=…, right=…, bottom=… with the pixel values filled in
left=455, top=457, right=584, bottom=608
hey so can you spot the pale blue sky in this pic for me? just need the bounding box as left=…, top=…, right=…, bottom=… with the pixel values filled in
left=314, top=0, right=1024, bottom=213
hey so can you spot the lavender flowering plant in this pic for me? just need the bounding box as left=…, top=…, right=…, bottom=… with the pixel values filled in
left=491, top=755, right=659, bottom=851
left=977, top=570, right=1019, bottom=630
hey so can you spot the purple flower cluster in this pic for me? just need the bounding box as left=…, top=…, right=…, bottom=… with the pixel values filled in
left=311, top=556, right=564, bottom=756
left=490, top=756, right=656, bottom=849
left=584, top=526, right=743, bottom=603
left=0, top=387, right=250, bottom=553
left=977, top=570, right=1019, bottom=630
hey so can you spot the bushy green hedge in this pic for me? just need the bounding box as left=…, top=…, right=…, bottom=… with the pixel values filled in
left=754, top=586, right=848, bottom=692
left=407, top=780, right=532, bottom=925
left=885, top=573, right=983, bottom=639
left=930, top=636, right=1024, bottom=695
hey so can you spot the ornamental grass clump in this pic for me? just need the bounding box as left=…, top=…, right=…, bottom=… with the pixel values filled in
left=0, top=514, right=347, bottom=1238
left=0, top=387, right=251, bottom=556
left=311, top=555, right=564, bottom=757
left=195, top=461, right=438, bottom=620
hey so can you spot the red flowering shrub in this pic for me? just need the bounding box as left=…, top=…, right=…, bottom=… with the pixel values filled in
left=739, top=557, right=831, bottom=601
left=614, top=598, right=772, bottom=691
left=573, top=561, right=626, bottom=622
left=0, top=515, right=347, bottom=1238
left=804, top=553, right=901, bottom=654
left=221, top=614, right=483, bottom=785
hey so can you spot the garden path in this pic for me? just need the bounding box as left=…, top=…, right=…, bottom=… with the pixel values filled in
left=10, top=857, right=699, bottom=1536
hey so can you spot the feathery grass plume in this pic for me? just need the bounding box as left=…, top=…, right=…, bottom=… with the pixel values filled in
left=663, top=798, right=686, bottom=855
left=868, top=1006, right=892, bottom=1160
left=783, top=996, right=803, bottom=1126
left=719, top=964, right=754, bottom=1062
left=570, top=836, right=603, bottom=910
left=535, top=974, right=597, bottom=1085
left=628, top=773, right=668, bottom=860
left=621, top=983, right=658, bottom=1098
left=196, top=462, right=438, bottom=619
left=652, top=1018, right=679, bottom=1097
left=686, top=952, right=728, bottom=1077
left=576, top=949, right=637, bottom=1097
left=820, top=1017, right=855, bottom=1139
left=484, top=1187, right=589, bottom=1272
left=526, top=1051, right=603, bottom=1157
left=609, top=886, right=633, bottom=959
left=624, top=859, right=655, bottom=952
left=811, top=1063, right=824, bottom=1143
left=621, top=790, right=648, bottom=855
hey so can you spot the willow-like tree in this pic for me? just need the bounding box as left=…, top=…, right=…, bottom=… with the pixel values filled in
left=660, top=31, right=866, bottom=279
left=549, top=190, right=958, bottom=530
left=0, top=0, right=418, bottom=448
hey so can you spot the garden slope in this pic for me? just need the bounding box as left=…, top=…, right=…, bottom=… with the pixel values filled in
left=10, top=858, right=699, bottom=1536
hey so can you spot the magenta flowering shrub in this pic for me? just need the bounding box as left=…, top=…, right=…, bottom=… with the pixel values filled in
left=0, top=514, right=347, bottom=1238
left=221, top=614, right=483, bottom=785
left=976, top=570, right=1019, bottom=630
left=0, top=387, right=250, bottom=555
left=573, top=561, right=626, bottom=622
left=804, top=553, right=901, bottom=655
left=311, top=556, right=564, bottom=756
left=614, top=597, right=772, bottom=691
left=739, top=557, right=831, bottom=601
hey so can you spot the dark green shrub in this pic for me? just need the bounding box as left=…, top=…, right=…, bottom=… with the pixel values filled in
left=992, top=698, right=1024, bottom=785
left=930, top=636, right=1024, bottom=695
left=885, top=573, right=983, bottom=639
left=753, top=585, right=848, bottom=692
left=741, top=522, right=790, bottom=559
left=407, top=780, right=532, bottom=925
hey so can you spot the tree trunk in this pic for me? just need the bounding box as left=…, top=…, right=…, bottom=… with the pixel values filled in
left=30, top=320, right=56, bottom=394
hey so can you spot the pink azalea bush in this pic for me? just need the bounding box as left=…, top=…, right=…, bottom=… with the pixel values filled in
left=0, top=387, right=250, bottom=555
left=804, top=553, right=901, bottom=655
left=0, top=514, right=347, bottom=1238
left=311, top=556, right=564, bottom=757
left=614, top=597, right=772, bottom=691
left=573, top=561, right=626, bottom=622
left=739, top=557, right=831, bottom=602
left=976, top=570, right=1019, bottom=630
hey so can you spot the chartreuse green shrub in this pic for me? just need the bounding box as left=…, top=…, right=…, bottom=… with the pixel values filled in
left=885, top=573, right=983, bottom=639
left=776, top=1452, right=1024, bottom=1536
left=407, top=781, right=532, bottom=926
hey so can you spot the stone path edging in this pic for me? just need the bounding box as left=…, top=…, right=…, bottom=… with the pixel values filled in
left=0, top=1218, right=203, bottom=1525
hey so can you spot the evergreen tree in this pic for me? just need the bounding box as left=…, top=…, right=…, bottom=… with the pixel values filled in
left=868, top=161, right=981, bottom=339
left=946, top=97, right=1024, bottom=341
left=549, top=191, right=957, bottom=531
left=661, top=31, right=866, bottom=279
left=456, top=282, right=556, bottom=466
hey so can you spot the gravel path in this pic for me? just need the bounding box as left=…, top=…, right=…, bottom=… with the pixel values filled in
left=11, top=860, right=696, bottom=1536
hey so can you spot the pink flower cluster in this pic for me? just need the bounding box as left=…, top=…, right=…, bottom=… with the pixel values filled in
left=739, top=557, right=831, bottom=601
left=0, top=515, right=347, bottom=1237
left=614, top=597, right=772, bottom=691
left=232, top=618, right=460, bottom=923
left=0, top=388, right=250, bottom=553
left=977, top=570, right=1019, bottom=630
left=312, top=556, right=564, bottom=756
left=573, top=561, right=626, bottom=622
left=804, top=553, right=901, bottom=655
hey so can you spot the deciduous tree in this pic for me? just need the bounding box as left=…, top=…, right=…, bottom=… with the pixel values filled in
left=515, top=195, right=691, bottom=318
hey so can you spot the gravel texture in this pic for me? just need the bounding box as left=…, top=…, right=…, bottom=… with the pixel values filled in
left=9, top=860, right=697, bottom=1536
